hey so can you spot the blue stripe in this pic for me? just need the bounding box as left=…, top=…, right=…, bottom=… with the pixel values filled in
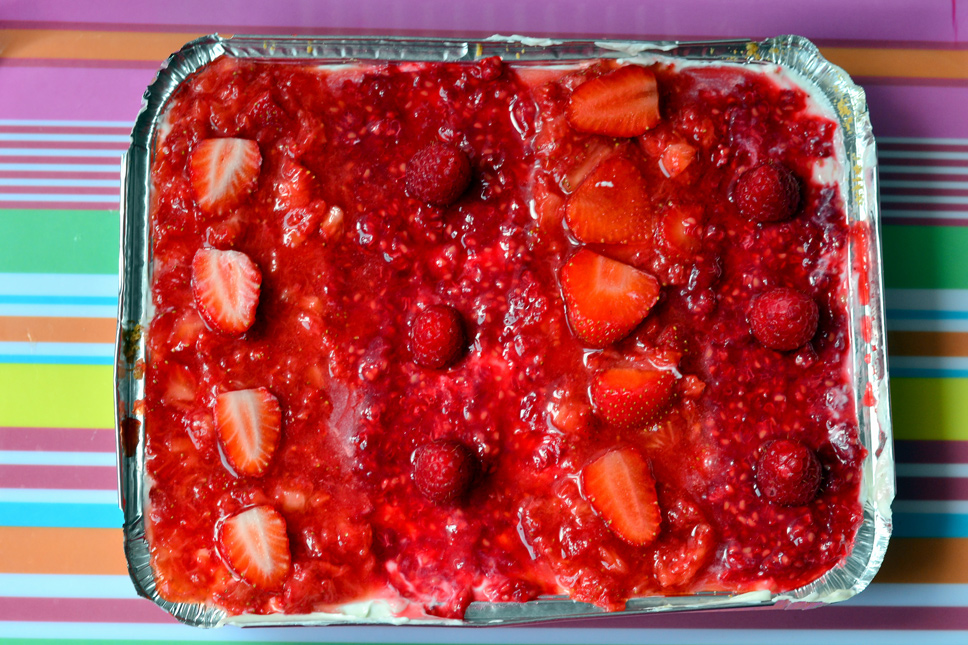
left=0, top=295, right=117, bottom=305
left=0, top=355, right=114, bottom=366
left=0, top=503, right=121, bottom=528
left=890, top=368, right=968, bottom=378
left=887, top=309, right=968, bottom=320
left=894, top=513, right=968, bottom=538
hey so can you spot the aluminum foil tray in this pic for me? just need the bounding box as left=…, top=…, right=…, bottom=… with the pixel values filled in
left=116, top=33, right=894, bottom=627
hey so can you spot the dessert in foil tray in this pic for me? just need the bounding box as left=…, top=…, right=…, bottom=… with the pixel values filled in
left=140, top=44, right=870, bottom=622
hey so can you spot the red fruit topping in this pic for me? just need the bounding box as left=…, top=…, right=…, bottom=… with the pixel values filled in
left=734, top=162, right=800, bottom=223
left=659, top=142, right=696, bottom=178
left=582, top=447, right=661, bottom=546
left=189, top=138, right=262, bottom=214
left=566, top=65, right=661, bottom=137
left=191, top=248, right=262, bottom=335
left=219, top=505, right=292, bottom=589
left=564, top=156, right=652, bottom=244
left=749, top=287, right=819, bottom=351
left=591, top=368, right=677, bottom=430
left=410, top=304, right=466, bottom=369
left=659, top=202, right=705, bottom=259
left=653, top=523, right=714, bottom=588
left=756, top=439, right=822, bottom=506
left=214, top=387, right=282, bottom=477
left=561, top=249, right=661, bottom=347
left=406, top=143, right=472, bottom=206
left=413, top=440, right=478, bottom=504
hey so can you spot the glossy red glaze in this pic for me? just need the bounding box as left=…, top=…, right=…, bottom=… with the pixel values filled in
left=145, top=56, right=864, bottom=619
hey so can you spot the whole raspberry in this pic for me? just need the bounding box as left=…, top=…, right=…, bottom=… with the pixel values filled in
left=413, top=440, right=478, bottom=504
left=749, top=287, right=819, bottom=351
left=410, top=304, right=466, bottom=369
left=756, top=439, right=822, bottom=506
left=734, top=163, right=800, bottom=223
left=406, top=143, right=472, bottom=207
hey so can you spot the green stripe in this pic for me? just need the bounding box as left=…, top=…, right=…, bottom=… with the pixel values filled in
left=0, top=364, right=114, bottom=429
left=883, top=225, right=968, bottom=290
left=890, top=377, right=968, bottom=441
left=0, top=209, right=119, bottom=274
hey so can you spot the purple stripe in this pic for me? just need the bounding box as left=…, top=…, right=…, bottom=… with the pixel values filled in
left=0, top=155, right=127, bottom=165
left=0, top=142, right=127, bottom=151
left=882, top=187, right=968, bottom=197
left=0, top=464, right=117, bottom=490
left=0, top=597, right=176, bottom=623
left=882, top=173, right=968, bottom=182
left=0, top=67, right=153, bottom=122
left=897, top=476, right=968, bottom=501
left=0, top=427, right=116, bottom=452
left=0, top=200, right=117, bottom=210
left=880, top=158, right=968, bottom=168
left=0, top=186, right=118, bottom=195
left=868, top=84, right=968, bottom=138
left=883, top=202, right=968, bottom=212
left=0, top=125, right=131, bottom=135
left=884, top=217, right=968, bottom=226
left=0, top=171, right=119, bottom=180
left=5, top=0, right=963, bottom=43
left=880, top=143, right=968, bottom=153
left=895, top=440, right=968, bottom=463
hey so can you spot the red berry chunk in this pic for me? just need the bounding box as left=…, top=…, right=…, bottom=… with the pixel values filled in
left=214, top=388, right=282, bottom=477
left=591, top=368, right=677, bottom=430
left=413, top=440, right=478, bottom=504
left=567, top=65, right=661, bottom=137
left=564, top=156, right=652, bottom=244
left=749, top=287, right=819, bottom=351
left=582, top=447, right=661, bottom=546
left=756, top=439, right=822, bottom=506
left=191, top=248, right=262, bottom=336
left=561, top=249, right=661, bottom=347
left=189, top=138, right=262, bottom=214
left=219, top=505, right=292, bottom=590
left=410, top=304, right=466, bottom=369
left=406, top=143, right=472, bottom=206
left=734, top=162, right=800, bottom=223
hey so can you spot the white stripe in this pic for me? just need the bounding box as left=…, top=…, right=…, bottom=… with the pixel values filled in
left=886, top=288, right=968, bottom=311
left=0, top=273, right=118, bottom=298
left=0, top=341, right=114, bottom=358
left=886, top=318, right=968, bottom=332
left=894, top=500, right=968, bottom=514
left=879, top=150, right=968, bottom=160
left=897, top=463, right=968, bottom=478
left=881, top=179, right=968, bottom=189
left=0, top=178, right=120, bottom=187
left=0, top=163, right=120, bottom=172
left=0, top=624, right=965, bottom=645
left=0, top=489, right=116, bottom=504
left=0, top=149, right=124, bottom=158
left=0, top=119, right=132, bottom=128
left=881, top=165, right=968, bottom=175
left=0, top=451, right=115, bottom=467
left=881, top=195, right=968, bottom=204
left=0, top=574, right=137, bottom=599
left=0, top=194, right=118, bottom=202
left=890, top=356, right=968, bottom=371
left=0, top=133, right=130, bottom=143
left=0, top=304, right=119, bottom=318
left=879, top=136, right=968, bottom=145
left=882, top=209, right=968, bottom=220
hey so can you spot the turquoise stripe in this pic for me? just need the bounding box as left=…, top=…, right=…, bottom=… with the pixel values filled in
left=891, top=369, right=968, bottom=378
left=0, top=295, right=117, bottom=305
left=887, top=309, right=968, bottom=320
left=0, top=355, right=114, bottom=366
left=0, top=503, right=120, bottom=528
left=894, top=513, right=968, bottom=538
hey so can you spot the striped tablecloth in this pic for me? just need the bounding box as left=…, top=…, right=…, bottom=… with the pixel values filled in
left=1, top=2, right=966, bottom=643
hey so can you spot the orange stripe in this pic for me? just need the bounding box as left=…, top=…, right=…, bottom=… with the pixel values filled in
left=888, top=331, right=968, bottom=357
left=0, top=526, right=127, bottom=575
left=874, top=538, right=968, bottom=584
left=0, top=316, right=116, bottom=344
left=0, top=29, right=966, bottom=80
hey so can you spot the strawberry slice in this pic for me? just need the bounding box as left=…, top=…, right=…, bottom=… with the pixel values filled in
left=582, top=447, right=661, bottom=546
left=214, top=387, right=282, bottom=477
left=561, top=249, right=660, bottom=347
left=219, top=505, right=291, bottom=589
left=191, top=248, right=262, bottom=335
left=566, top=65, right=661, bottom=137
left=564, top=156, right=652, bottom=244
left=591, top=368, right=677, bottom=429
left=659, top=142, right=696, bottom=178
left=190, top=138, right=262, bottom=214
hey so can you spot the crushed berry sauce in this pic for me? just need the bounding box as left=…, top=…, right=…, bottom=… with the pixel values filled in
left=145, top=55, right=864, bottom=619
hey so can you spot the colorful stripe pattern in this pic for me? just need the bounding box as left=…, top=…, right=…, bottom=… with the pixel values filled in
left=1, top=3, right=967, bottom=643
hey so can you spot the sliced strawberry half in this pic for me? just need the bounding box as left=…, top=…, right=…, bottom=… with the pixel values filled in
left=591, top=367, right=677, bottom=429
left=566, top=65, right=661, bottom=137
left=214, top=387, right=282, bottom=477
left=582, top=447, right=661, bottom=546
left=219, top=505, right=291, bottom=589
left=189, top=138, right=262, bottom=214
left=565, top=156, right=652, bottom=244
left=560, top=249, right=660, bottom=347
left=191, top=248, right=262, bottom=335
